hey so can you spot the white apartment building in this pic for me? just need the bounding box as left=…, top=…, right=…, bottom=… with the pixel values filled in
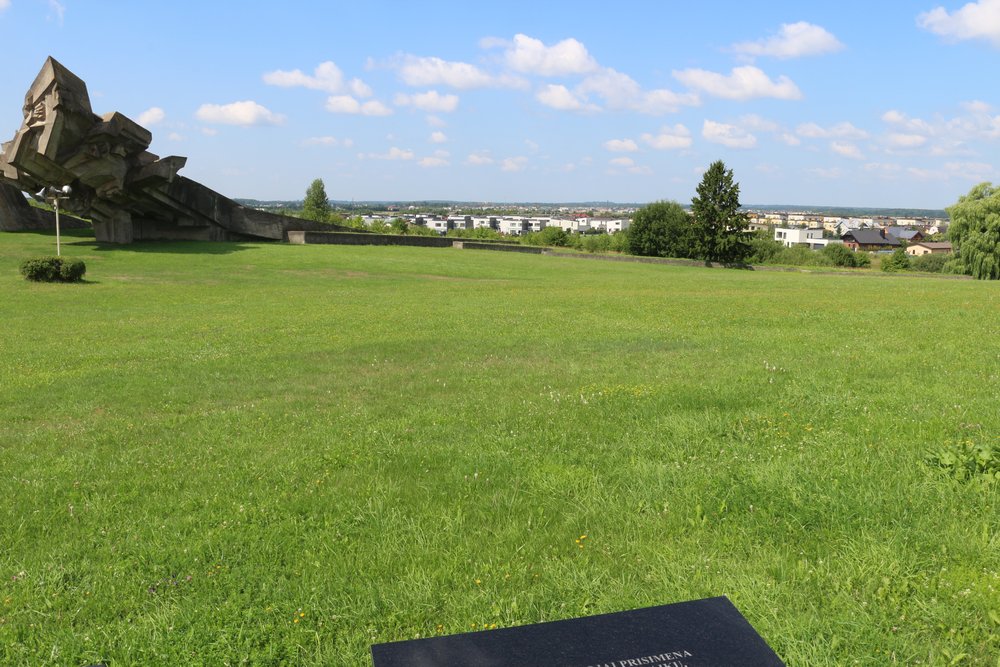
left=773, top=227, right=839, bottom=249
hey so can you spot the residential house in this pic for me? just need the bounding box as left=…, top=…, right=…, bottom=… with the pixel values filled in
left=841, top=229, right=901, bottom=252
left=774, top=227, right=837, bottom=249
left=884, top=227, right=924, bottom=244
left=906, top=241, right=953, bottom=256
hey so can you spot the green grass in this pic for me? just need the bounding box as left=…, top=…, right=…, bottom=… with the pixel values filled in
left=1, top=229, right=998, bottom=665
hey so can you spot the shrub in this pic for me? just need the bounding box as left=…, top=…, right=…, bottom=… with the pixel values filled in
left=19, top=256, right=87, bottom=282
left=911, top=252, right=949, bottom=273
left=822, top=243, right=870, bottom=268
left=881, top=248, right=912, bottom=272
left=747, top=232, right=783, bottom=264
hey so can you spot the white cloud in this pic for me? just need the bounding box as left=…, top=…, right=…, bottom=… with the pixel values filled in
left=263, top=61, right=373, bottom=98
left=395, top=55, right=525, bottom=89
left=881, top=110, right=934, bottom=134
left=732, top=22, right=844, bottom=59
left=796, top=121, right=869, bottom=139
left=325, top=95, right=392, bottom=116
left=962, top=100, right=993, bottom=113
left=418, top=155, right=449, bottom=167
left=201, top=127, right=218, bottom=137
left=944, top=160, right=996, bottom=180
left=0, top=0, right=10, bottom=12
left=426, top=115, right=447, bottom=127
left=604, top=139, right=639, bottom=152
left=47, top=0, right=64, bottom=24
left=918, top=0, right=1000, bottom=47
left=138, top=107, right=165, bottom=126
left=627, top=165, right=653, bottom=175
left=831, top=141, right=865, bottom=159
left=394, top=90, right=460, bottom=112
left=503, top=33, right=599, bottom=75
left=780, top=133, right=801, bottom=146
left=702, top=120, right=757, bottom=148
left=465, top=152, right=494, bottom=165
left=738, top=114, right=780, bottom=132
left=196, top=101, right=285, bottom=126
left=673, top=66, right=801, bottom=100
left=501, top=156, right=529, bottom=172
left=641, top=124, right=693, bottom=150
left=303, top=136, right=352, bottom=147
left=578, top=68, right=698, bottom=114
left=886, top=133, right=929, bottom=148
left=536, top=84, right=591, bottom=111
left=610, top=157, right=635, bottom=167
left=167, top=132, right=184, bottom=142
left=808, top=167, right=845, bottom=179
left=369, top=147, right=414, bottom=160
left=429, top=131, right=447, bottom=144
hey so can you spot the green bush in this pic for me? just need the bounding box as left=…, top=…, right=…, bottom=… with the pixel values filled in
left=881, top=248, right=912, bottom=272
left=911, top=252, right=949, bottom=273
left=19, top=256, right=86, bottom=282
left=822, top=243, right=870, bottom=267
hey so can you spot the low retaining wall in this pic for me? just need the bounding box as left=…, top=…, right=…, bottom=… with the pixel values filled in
left=287, top=231, right=541, bottom=253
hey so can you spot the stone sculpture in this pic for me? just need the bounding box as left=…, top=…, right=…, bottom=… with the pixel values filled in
left=1, top=57, right=345, bottom=243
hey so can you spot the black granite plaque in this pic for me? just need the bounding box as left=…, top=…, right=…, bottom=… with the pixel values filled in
left=371, top=596, right=784, bottom=666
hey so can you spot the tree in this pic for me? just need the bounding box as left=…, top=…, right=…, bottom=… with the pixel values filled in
left=947, top=182, right=1000, bottom=280
left=626, top=200, right=694, bottom=258
left=302, top=178, right=331, bottom=222
left=690, top=160, right=750, bottom=264
left=881, top=248, right=911, bottom=272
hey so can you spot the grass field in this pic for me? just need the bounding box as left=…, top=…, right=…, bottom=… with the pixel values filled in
left=1, top=229, right=997, bottom=666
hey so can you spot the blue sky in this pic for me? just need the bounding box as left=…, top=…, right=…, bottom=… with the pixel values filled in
left=3, top=1, right=1000, bottom=208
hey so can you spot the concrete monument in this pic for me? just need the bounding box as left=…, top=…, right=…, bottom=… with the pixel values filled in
left=1, top=57, right=347, bottom=243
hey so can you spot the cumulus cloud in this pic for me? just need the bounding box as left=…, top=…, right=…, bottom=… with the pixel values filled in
left=781, top=133, right=801, bottom=146
left=702, top=120, right=757, bottom=148
left=886, top=133, right=928, bottom=148
left=808, top=167, right=845, bottom=179
left=673, top=66, right=801, bottom=100
left=732, top=22, right=844, bottom=59
left=578, top=68, right=698, bottom=114
left=394, top=54, right=525, bottom=89
left=831, top=141, right=865, bottom=159
left=501, top=156, right=529, bottom=172
left=138, top=107, right=165, bottom=126
left=394, top=90, right=459, bottom=112
left=796, top=121, right=869, bottom=139
left=196, top=101, right=285, bottom=126
left=641, top=124, right=693, bottom=150
left=263, top=61, right=372, bottom=97
left=325, top=95, right=392, bottom=116
left=429, top=131, right=447, bottom=143
left=880, top=110, right=934, bottom=134
left=167, top=132, right=184, bottom=142
left=369, top=147, right=414, bottom=160
left=503, top=33, right=599, bottom=75
left=426, top=115, right=447, bottom=127
left=918, top=0, right=1000, bottom=47
left=419, top=151, right=450, bottom=167
left=465, top=151, right=494, bottom=165
left=536, top=84, right=594, bottom=111
left=610, top=157, right=635, bottom=167
left=0, top=0, right=10, bottom=12
left=303, top=136, right=352, bottom=148
left=604, top=139, right=639, bottom=152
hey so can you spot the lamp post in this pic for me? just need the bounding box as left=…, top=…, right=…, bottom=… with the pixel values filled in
left=36, top=185, right=72, bottom=256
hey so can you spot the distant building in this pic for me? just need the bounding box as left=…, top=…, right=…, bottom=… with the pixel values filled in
left=774, top=227, right=836, bottom=249
left=842, top=229, right=901, bottom=252
left=906, top=241, right=952, bottom=256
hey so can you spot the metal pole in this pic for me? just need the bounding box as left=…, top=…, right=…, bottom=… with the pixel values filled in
left=54, top=197, right=61, bottom=256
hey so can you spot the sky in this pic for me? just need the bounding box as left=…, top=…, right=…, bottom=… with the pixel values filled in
left=2, top=1, right=1000, bottom=209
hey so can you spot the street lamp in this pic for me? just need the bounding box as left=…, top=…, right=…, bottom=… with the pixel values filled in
left=35, top=185, right=72, bottom=256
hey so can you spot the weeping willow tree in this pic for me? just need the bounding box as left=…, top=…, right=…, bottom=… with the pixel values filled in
left=947, top=182, right=1000, bottom=280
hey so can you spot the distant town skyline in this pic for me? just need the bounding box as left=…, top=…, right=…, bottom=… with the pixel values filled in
left=2, top=1, right=1000, bottom=209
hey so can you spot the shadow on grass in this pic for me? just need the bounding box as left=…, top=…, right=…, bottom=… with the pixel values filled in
left=73, top=239, right=261, bottom=255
